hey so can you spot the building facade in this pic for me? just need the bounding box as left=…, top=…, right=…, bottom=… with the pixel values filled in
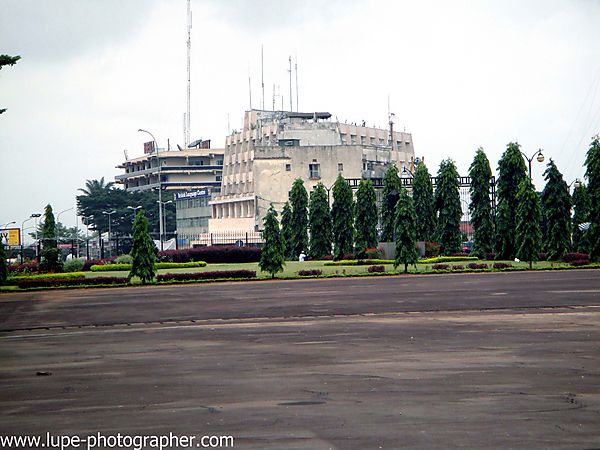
left=209, top=110, right=416, bottom=232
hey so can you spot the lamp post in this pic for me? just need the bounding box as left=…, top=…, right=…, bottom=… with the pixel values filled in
left=127, top=205, right=143, bottom=220
left=157, top=200, right=172, bottom=249
left=82, top=215, right=93, bottom=260
left=568, top=179, right=582, bottom=191
left=56, top=207, right=74, bottom=246
left=138, top=128, right=163, bottom=250
left=520, top=149, right=545, bottom=179
left=102, top=210, right=116, bottom=258
left=21, top=214, right=41, bottom=262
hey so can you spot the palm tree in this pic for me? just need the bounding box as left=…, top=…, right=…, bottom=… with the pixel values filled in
left=78, top=177, right=115, bottom=196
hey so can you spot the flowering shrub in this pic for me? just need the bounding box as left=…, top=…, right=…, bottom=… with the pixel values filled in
left=425, top=241, right=441, bottom=257
left=365, top=248, right=382, bottom=260
left=157, top=270, right=256, bottom=282
left=451, top=265, right=464, bottom=270
left=297, top=269, right=322, bottom=276
left=420, top=256, right=478, bottom=264
left=82, top=259, right=115, bottom=271
left=432, top=264, right=450, bottom=270
left=450, top=253, right=470, bottom=258
left=341, top=253, right=356, bottom=261
left=485, top=253, right=496, bottom=261
left=8, top=261, right=39, bottom=275
left=367, top=265, right=385, bottom=273
left=322, top=255, right=333, bottom=261
left=467, top=263, right=488, bottom=270
left=493, top=262, right=512, bottom=269
left=570, top=259, right=590, bottom=267
left=561, top=252, right=590, bottom=263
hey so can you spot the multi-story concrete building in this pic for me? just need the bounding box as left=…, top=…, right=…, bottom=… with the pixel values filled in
left=209, top=110, right=415, bottom=232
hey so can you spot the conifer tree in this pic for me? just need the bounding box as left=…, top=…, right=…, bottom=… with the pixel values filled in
left=354, top=179, right=378, bottom=258
left=412, top=162, right=436, bottom=242
left=308, top=183, right=332, bottom=260
left=259, top=205, right=285, bottom=278
left=0, top=239, right=8, bottom=286
left=496, top=142, right=528, bottom=259
left=380, top=163, right=402, bottom=241
left=584, top=136, right=600, bottom=261
left=515, top=177, right=542, bottom=269
left=394, top=187, right=418, bottom=273
left=128, top=210, right=156, bottom=284
left=39, top=204, right=63, bottom=273
left=541, top=159, right=572, bottom=260
left=572, top=183, right=591, bottom=253
left=435, top=159, right=462, bottom=255
left=331, top=174, right=355, bottom=259
left=468, top=148, right=494, bottom=257
left=280, top=201, right=294, bottom=259
left=289, top=178, right=309, bottom=259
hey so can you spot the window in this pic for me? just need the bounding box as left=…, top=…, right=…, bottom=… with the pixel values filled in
left=338, top=163, right=344, bottom=172
left=360, top=136, right=366, bottom=145
left=309, top=163, right=321, bottom=179
left=217, top=159, right=223, bottom=165
left=285, top=163, right=291, bottom=172
left=350, top=134, right=357, bottom=144
left=340, top=133, right=347, bottom=144
left=216, top=175, right=222, bottom=181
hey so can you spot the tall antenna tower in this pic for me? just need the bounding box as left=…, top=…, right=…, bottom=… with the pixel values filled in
left=185, top=0, right=192, bottom=148
left=295, top=54, right=298, bottom=112
left=288, top=56, right=293, bottom=112
left=261, top=45, right=265, bottom=110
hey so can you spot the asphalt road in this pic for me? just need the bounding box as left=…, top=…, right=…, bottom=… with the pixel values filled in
left=1, top=270, right=600, bottom=449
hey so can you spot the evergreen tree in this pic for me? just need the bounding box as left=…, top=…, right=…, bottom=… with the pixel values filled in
left=572, top=183, right=591, bottom=253
left=354, top=179, right=378, bottom=258
left=380, top=163, right=402, bottom=241
left=0, top=239, right=8, bottom=286
left=585, top=136, right=600, bottom=261
left=308, top=183, right=332, bottom=260
left=495, top=142, right=528, bottom=259
left=435, top=159, right=462, bottom=255
left=289, top=178, right=309, bottom=259
left=259, top=205, right=285, bottom=278
left=280, top=201, right=294, bottom=259
left=394, top=187, right=418, bottom=273
left=128, top=210, right=156, bottom=284
left=39, top=204, right=63, bottom=273
left=412, top=162, right=436, bottom=242
left=541, top=159, right=572, bottom=260
left=1, top=54, right=20, bottom=114
left=468, top=148, right=494, bottom=257
left=515, top=177, right=542, bottom=269
left=331, top=174, right=355, bottom=259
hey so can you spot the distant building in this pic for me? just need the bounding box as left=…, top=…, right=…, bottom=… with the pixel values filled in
left=209, top=110, right=416, bottom=232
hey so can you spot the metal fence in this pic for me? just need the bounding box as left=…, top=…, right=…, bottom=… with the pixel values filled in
left=177, top=231, right=263, bottom=249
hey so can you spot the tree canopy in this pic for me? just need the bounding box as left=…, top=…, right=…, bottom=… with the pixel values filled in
left=380, top=163, right=402, bottom=242
left=259, top=205, right=285, bottom=277
left=280, top=201, right=294, bottom=259
left=331, top=174, right=355, bottom=259
left=289, top=178, right=309, bottom=259
left=572, top=183, right=591, bottom=253
left=39, top=204, right=63, bottom=273
left=308, top=183, right=332, bottom=260
left=354, top=179, right=378, bottom=258
left=541, top=159, right=571, bottom=260
left=412, top=162, right=436, bottom=242
left=128, top=210, right=156, bottom=284
left=468, top=148, right=494, bottom=257
left=394, top=186, right=418, bottom=273
left=584, top=136, right=600, bottom=261
left=515, top=177, right=542, bottom=269
left=0, top=54, right=20, bottom=115
left=435, top=159, right=462, bottom=255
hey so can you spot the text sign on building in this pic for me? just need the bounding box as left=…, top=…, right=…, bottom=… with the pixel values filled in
left=176, top=189, right=210, bottom=200
left=143, top=141, right=155, bottom=154
left=0, top=228, right=21, bottom=246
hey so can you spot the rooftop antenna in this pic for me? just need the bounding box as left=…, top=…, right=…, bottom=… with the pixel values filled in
left=272, top=83, right=275, bottom=111
left=185, top=0, right=192, bottom=148
left=261, top=45, right=265, bottom=110
left=248, top=63, right=252, bottom=110
left=295, top=53, right=298, bottom=112
left=288, top=55, right=293, bottom=112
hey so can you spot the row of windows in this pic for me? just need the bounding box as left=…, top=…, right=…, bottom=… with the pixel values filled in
left=284, top=162, right=343, bottom=179
left=177, top=197, right=210, bottom=209
left=176, top=217, right=209, bottom=228
left=339, top=134, right=410, bottom=147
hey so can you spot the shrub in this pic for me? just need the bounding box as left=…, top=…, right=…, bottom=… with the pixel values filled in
left=561, top=252, right=590, bottom=263
left=425, top=241, right=441, bottom=257
left=157, top=270, right=256, bottom=282
left=367, top=265, right=385, bottom=273
left=420, top=256, right=478, bottom=264
left=90, top=263, right=131, bottom=272
left=324, top=259, right=393, bottom=266
left=10, top=272, right=86, bottom=281
left=322, top=255, right=333, bottom=261
left=485, top=252, right=496, bottom=261
left=538, top=252, right=547, bottom=261
left=341, top=253, right=356, bottom=261
left=297, top=269, right=322, bottom=276
left=450, top=253, right=470, bottom=258
left=115, top=254, right=133, bottom=264
left=8, top=261, right=39, bottom=275
left=467, top=263, right=488, bottom=270
left=82, top=259, right=115, bottom=271
left=91, top=261, right=207, bottom=271
left=159, top=246, right=261, bottom=263
left=570, top=259, right=591, bottom=266
left=365, top=248, right=381, bottom=260
left=432, top=264, right=450, bottom=270
left=16, top=276, right=127, bottom=289
left=63, top=258, right=85, bottom=272
left=493, top=262, right=512, bottom=269
left=451, top=265, right=464, bottom=270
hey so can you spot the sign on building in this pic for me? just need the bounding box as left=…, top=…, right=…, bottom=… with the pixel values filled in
left=176, top=189, right=210, bottom=200
left=0, top=228, right=21, bottom=246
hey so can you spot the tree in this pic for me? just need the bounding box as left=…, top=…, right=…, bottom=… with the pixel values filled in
left=331, top=174, right=355, bottom=259
left=495, top=142, right=528, bottom=259
left=468, top=148, right=494, bottom=257
left=39, top=204, right=63, bottom=273
left=435, top=159, right=462, bottom=255
left=289, top=178, right=309, bottom=259
left=128, top=210, right=156, bottom=284
left=572, top=183, right=591, bottom=253
left=354, top=179, right=378, bottom=258
left=1, top=54, right=20, bottom=115
left=380, top=163, right=402, bottom=241
left=585, top=136, right=600, bottom=261
left=280, top=201, right=294, bottom=259
left=308, top=183, right=332, bottom=260
left=412, top=162, right=436, bottom=242
left=259, top=205, right=285, bottom=278
left=394, top=187, right=418, bottom=273
left=0, top=239, right=8, bottom=286
left=541, top=159, right=572, bottom=260
left=515, top=177, right=542, bottom=269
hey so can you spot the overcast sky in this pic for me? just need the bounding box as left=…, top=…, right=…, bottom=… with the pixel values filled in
left=2, top=0, right=600, bottom=233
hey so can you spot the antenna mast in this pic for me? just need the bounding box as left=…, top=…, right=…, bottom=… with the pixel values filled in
left=288, top=56, right=293, bottom=112
left=261, top=45, right=265, bottom=110
left=295, top=54, right=298, bottom=112
left=185, top=0, right=191, bottom=148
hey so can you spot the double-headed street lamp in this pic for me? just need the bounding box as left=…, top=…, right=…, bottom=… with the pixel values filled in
left=102, top=210, right=117, bottom=258
left=21, top=213, right=41, bottom=262
left=157, top=200, right=173, bottom=250
left=138, top=128, right=164, bottom=250
left=520, top=149, right=545, bottom=179
left=56, top=207, right=74, bottom=244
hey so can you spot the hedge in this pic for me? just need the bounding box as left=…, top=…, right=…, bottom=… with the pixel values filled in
left=367, top=265, right=385, bottom=273
left=16, top=276, right=128, bottom=289
left=90, top=261, right=207, bottom=272
left=561, top=252, right=590, bottom=263
left=157, top=270, right=256, bottom=282
left=324, top=259, right=393, bottom=266
left=159, top=246, right=261, bottom=263
left=421, top=256, right=479, bottom=264
left=297, top=269, right=322, bottom=276
left=7, top=272, right=87, bottom=285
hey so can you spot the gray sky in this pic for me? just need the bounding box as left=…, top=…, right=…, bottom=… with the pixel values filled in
left=2, top=0, right=600, bottom=235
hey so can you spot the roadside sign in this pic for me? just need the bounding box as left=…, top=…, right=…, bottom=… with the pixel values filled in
left=0, top=228, right=21, bottom=246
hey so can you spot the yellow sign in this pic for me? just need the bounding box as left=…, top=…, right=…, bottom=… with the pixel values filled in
left=0, top=228, right=21, bottom=246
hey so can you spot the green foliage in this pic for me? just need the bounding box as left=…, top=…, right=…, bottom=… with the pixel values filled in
left=91, top=261, right=206, bottom=271
left=380, top=163, right=402, bottom=241
left=259, top=205, right=285, bottom=278
left=419, top=256, right=479, bottom=264
left=412, top=162, right=436, bottom=242
left=115, top=254, right=133, bottom=264
left=63, top=258, right=85, bottom=272
left=572, top=183, right=591, bottom=253
left=468, top=148, right=494, bottom=257
left=0, top=240, right=8, bottom=285
left=354, top=179, right=378, bottom=258
left=280, top=201, right=294, bottom=259
left=585, top=136, right=600, bottom=261
left=495, top=142, right=528, bottom=259
left=8, top=272, right=85, bottom=282
left=0, top=54, right=20, bottom=114
left=39, top=204, right=63, bottom=273
left=541, top=159, right=572, bottom=260
left=515, top=177, right=542, bottom=268
left=435, top=159, right=462, bottom=255
left=308, top=183, right=332, bottom=259
left=324, top=259, right=393, bottom=266
left=331, top=174, right=355, bottom=259
left=393, top=187, right=418, bottom=272
left=289, top=178, right=309, bottom=259
left=128, top=210, right=156, bottom=284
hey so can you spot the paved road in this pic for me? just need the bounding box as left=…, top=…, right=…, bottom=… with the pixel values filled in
left=1, top=270, right=600, bottom=449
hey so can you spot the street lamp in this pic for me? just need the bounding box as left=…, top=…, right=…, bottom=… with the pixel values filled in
left=138, top=128, right=164, bottom=251
left=21, top=214, right=41, bottom=262
left=127, top=205, right=143, bottom=219
left=402, top=166, right=414, bottom=177
left=157, top=200, right=173, bottom=250
left=2, top=221, right=16, bottom=229
left=56, top=207, right=74, bottom=245
left=520, top=149, right=545, bottom=179
left=102, top=210, right=116, bottom=258
left=568, top=179, right=582, bottom=191
left=82, top=214, right=94, bottom=260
